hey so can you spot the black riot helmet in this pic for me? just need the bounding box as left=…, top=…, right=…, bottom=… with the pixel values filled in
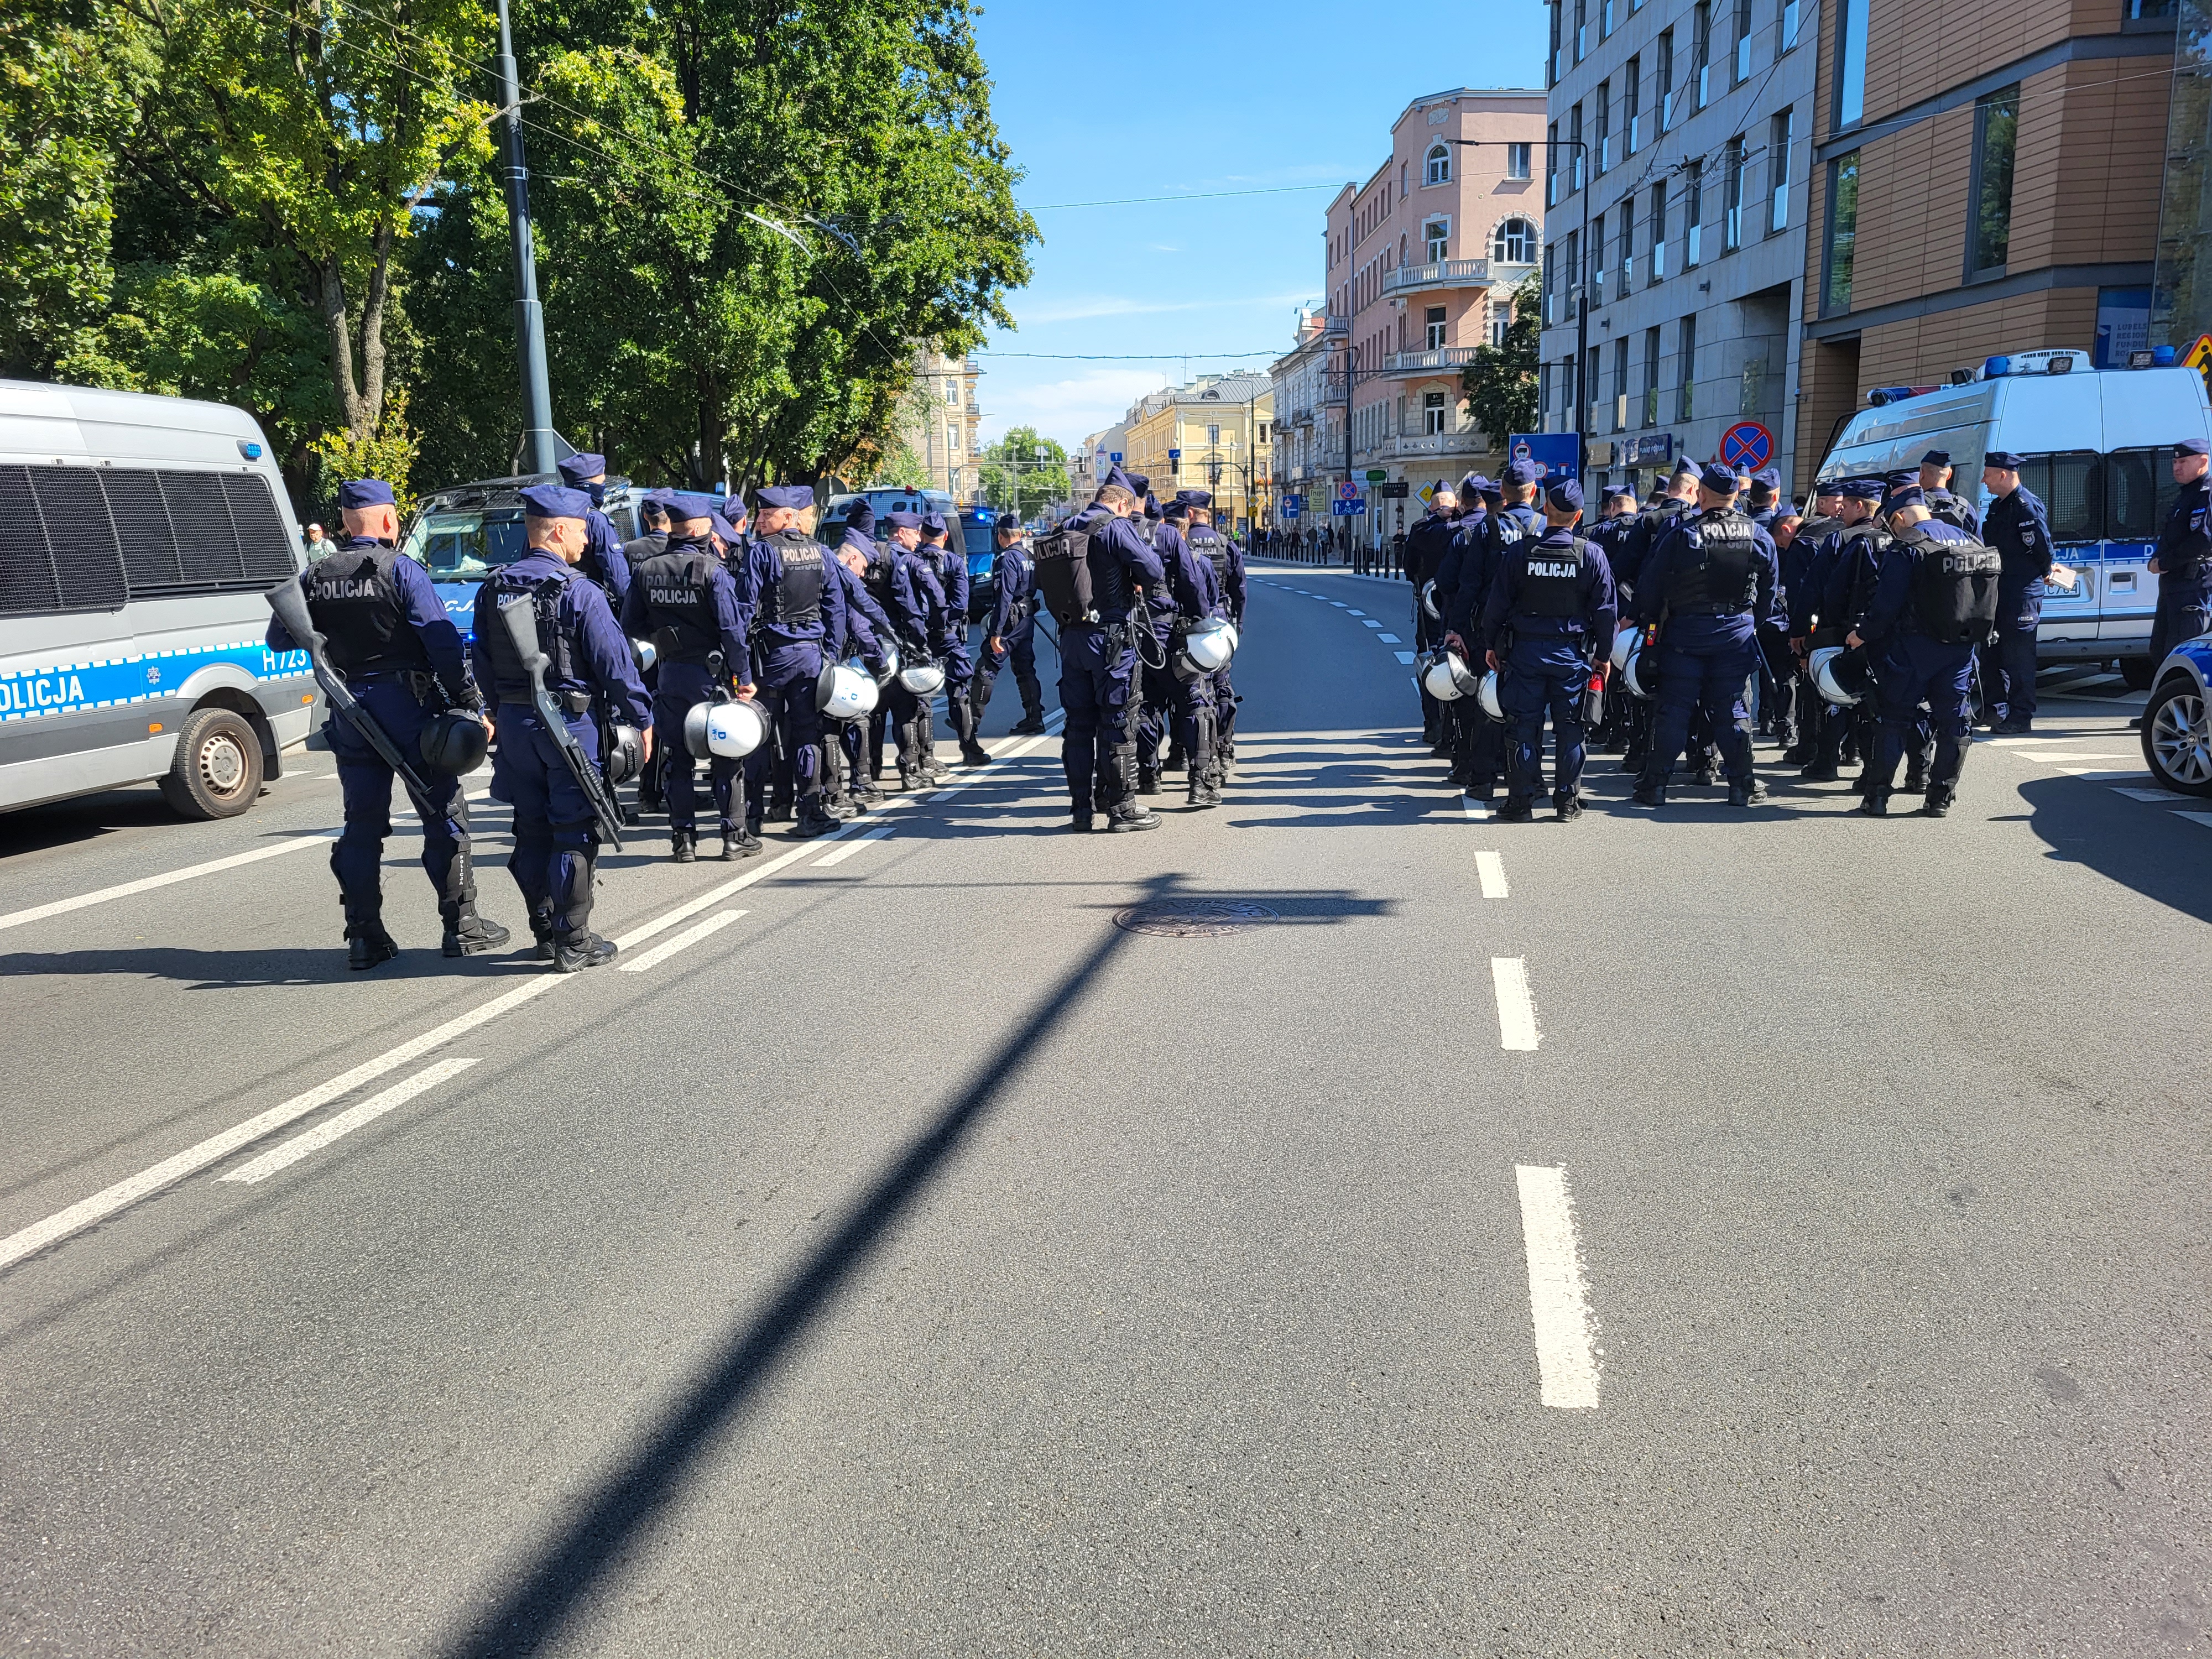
left=602, top=723, right=646, bottom=786
left=419, top=709, right=488, bottom=775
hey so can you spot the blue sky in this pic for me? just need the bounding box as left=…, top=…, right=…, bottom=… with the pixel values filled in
left=970, top=0, right=1549, bottom=454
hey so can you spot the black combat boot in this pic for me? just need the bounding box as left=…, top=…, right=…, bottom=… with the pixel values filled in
left=554, top=931, right=618, bottom=971
left=1498, top=795, right=1535, bottom=823
left=440, top=901, right=511, bottom=958
left=1553, top=789, right=1583, bottom=821
left=1631, top=766, right=1667, bottom=808
left=1922, top=745, right=1967, bottom=817
left=1010, top=712, right=1048, bottom=736
left=1728, top=775, right=1768, bottom=807
left=719, top=822, right=763, bottom=859
left=670, top=830, right=696, bottom=863
left=346, top=920, right=400, bottom=971
left=1108, top=797, right=1161, bottom=832
left=1068, top=800, right=1096, bottom=831
left=793, top=795, right=838, bottom=838
left=1137, top=761, right=1160, bottom=795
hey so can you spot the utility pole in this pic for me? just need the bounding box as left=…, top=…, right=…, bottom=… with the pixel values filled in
left=495, top=0, right=559, bottom=478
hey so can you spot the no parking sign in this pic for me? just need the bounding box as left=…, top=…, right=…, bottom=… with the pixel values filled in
left=1718, top=421, right=1773, bottom=474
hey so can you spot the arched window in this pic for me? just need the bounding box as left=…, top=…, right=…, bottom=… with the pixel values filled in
left=1492, top=217, right=1538, bottom=263
left=1424, top=143, right=1451, bottom=186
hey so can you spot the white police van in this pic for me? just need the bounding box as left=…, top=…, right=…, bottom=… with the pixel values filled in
left=0, top=380, right=314, bottom=817
left=1817, top=349, right=2212, bottom=687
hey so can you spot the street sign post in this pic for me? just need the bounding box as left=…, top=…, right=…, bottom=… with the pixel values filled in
left=1718, top=420, right=1774, bottom=474
left=1336, top=479, right=1360, bottom=502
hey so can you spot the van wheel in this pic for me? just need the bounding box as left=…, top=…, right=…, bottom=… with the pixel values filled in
left=2120, top=657, right=2155, bottom=691
left=2140, top=678, right=2212, bottom=797
left=159, top=707, right=264, bottom=819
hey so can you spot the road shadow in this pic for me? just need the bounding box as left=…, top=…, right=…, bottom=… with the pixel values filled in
left=432, top=872, right=1377, bottom=1658
left=0, top=945, right=549, bottom=989
left=2017, top=774, right=2212, bottom=926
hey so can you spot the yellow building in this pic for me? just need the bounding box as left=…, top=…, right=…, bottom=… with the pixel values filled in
left=1118, top=373, right=1275, bottom=534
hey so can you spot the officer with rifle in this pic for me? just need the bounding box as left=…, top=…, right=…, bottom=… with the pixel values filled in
left=265, top=477, right=509, bottom=970
left=471, top=483, right=653, bottom=972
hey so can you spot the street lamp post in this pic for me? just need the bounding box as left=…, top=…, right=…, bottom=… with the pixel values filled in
left=1449, top=137, right=1590, bottom=479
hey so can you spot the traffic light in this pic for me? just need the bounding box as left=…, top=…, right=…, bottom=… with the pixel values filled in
left=1170, top=453, right=1179, bottom=476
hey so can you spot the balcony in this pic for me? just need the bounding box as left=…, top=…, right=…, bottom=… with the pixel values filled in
left=1322, top=312, right=1350, bottom=336
left=1290, top=405, right=1316, bottom=427
left=1359, top=431, right=1490, bottom=463
left=1383, top=258, right=1492, bottom=298
left=1378, top=346, right=1479, bottom=376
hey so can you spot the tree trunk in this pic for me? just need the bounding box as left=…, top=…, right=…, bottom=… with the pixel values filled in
left=318, top=257, right=367, bottom=440
left=357, top=215, right=396, bottom=443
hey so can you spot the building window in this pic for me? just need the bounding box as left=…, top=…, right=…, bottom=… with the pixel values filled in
left=1425, top=218, right=1450, bottom=262
left=1612, top=339, right=1630, bottom=432
left=1207, top=422, right=1220, bottom=444
left=1625, top=58, right=1643, bottom=154
left=1692, top=2, right=1712, bottom=109
left=1834, top=0, right=1868, bottom=129
left=947, top=426, right=961, bottom=455
left=1657, top=30, right=1676, bottom=131
left=1550, top=0, right=1564, bottom=83
left=1782, top=0, right=1800, bottom=49
left=1822, top=150, right=1858, bottom=314
left=1586, top=346, right=1602, bottom=430
left=1619, top=196, right=1636, bottom=289
left=1540, top=360, right=1554, bottom=420
left=1547, top=122, right=1561, bottom=206
left=1678, top=312, right=1698, bottom=421
left=1591, top=212, right=1607, bottom=303
left=943, top=377, right=959, bottom=404
left=1570, top=105, right=1585, bottom=192
left=1574, top=0, right=1588, bottom=60
left=1490, top=300, right=1512, bottom=345
left=1768, top=108, right=1792, bottom=233
left=1969, top=84, right=2020, bottom=277
left=1565, top=229, right=1580, bottom=313
left=1648, top=182, right=1668, bottom=282
left=1426, top=305, right=1448, bottom=351
left=1506, top=142, right=1533, bottom=179
left=1494, top=216, right=1538, bottom=263
left=1545, top=241, right=1558, bottom=322
left=1597, top=82, right=1613, bottom=174
left=1723, top=136, right=1745, bottom=250
left=1734, top=0, right=1754, bottom=83
left=1423, top=390, right=1449, bottom=435
left=1425, top=143, right=1451, bottom=185
left=1642, top=325, right=1662, bottom=426
left=1602, top=0, right=1615, bottom=36
left=1684, top=159, right=1704, bottom=267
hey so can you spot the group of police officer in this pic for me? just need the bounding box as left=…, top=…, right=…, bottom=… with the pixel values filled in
left=272, top=452, right=1055, bottom=973
left=1397, top=434, right=2212, bottom=822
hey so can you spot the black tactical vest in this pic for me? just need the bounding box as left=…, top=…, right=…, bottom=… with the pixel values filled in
left=1186, top=526, right=1231, bottom=593
left=635, top=539, right=723, bottom=663
left=1665, top=509, right=1761, bottom=614
left=1516, top=537, right=1588, bottom=619
left=765, top=531, right=827, bottom=629
left=306, top=540, right=420, bottom=674
left=477, top=566, right=579, bottom=702
left=1905, top=527, right=2004, bottom=643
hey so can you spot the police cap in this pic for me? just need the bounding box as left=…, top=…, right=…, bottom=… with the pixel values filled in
left=1103, top=465, right=1140, bottom=495
left=1920, top=448, right=1952, bottom=467
left=884, top=509, right=924, bottom=530
left=2177, top=438, right=2210, bottom=458
left=667, top=491, right=713, bottom=520
left=1884, top=484, right=1926, bottom=511
left=757, top=483, right=814, bottom=511
left=520, top=483, right=591, bottom=519
left=1457, top=471, right=1486, bottom=497
left=1499, top=458, right=1539, bottom=487
left=1698, top=461, right=1738, bottom=493
left=338, top=478, right=395, bottom=509
left=710, top=510, right=741, bottom=541
left=1180, top=488, right=1213, bottom=508
left=1161, top=496, right=1190, bottom=520
left=556, top=452, right=607, bottom=486
left=1671, top=457, right=1701, bottom=482
left=844, top=500, right=878, bottom=537
left=640, top=486, right=677, bottom=510
left=1984, top=450, right=2025, bottom=472
left=1128, top=472, right=1151, bottom=496
left=1546, top=478, right=1585, bottom=514
left=1838, top=477, right=1887, bottom=501
left=1752, top=467, right=1781, bottom=490
left=921, top=512, right=947, bottom=535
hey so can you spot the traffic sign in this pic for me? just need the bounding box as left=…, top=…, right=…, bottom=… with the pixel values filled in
left=1110, top=451, right=1123, bottom=463
left=1378, top=480, right=1410, bottom=498
left=1365, top=469, right=1387, bottom=483
left=1281, top=496, right=1302, bottom=519
left=1417, top=483, right=1435, bottom=505
left=1509, top=433, right=1579, bottom=483
left=2184, top=335, right=2212, bottom=375
left=1168, top=447, right=1181, bottom=459
left=1337, top=479, right=1360, bottom=502
left=1330, top=499, right=1368, bottom=516
left=1718, top=420, right=1773, bottom=473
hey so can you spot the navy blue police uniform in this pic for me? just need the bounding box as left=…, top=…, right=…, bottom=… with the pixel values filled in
left=975, top=528, right=1046, bottom=734
left=920, top=514, right=983, bottom=765
left=1980, top=451, right=2053, bottom=732
left=733, top=484, right=847, bottom=838
left=1446, top=463, right=1543, bottom=796
left=1058, top=468, right=1167, bottom=830
left=1182, top=494, right=1243, bottom=774
left=2148, top=440, right=2212, bottom=664
left=819, top=544, right=890, bottom=815
left=266, top=477, right=508, bottom=968
left=1404, top=492, right=1461, bottom=743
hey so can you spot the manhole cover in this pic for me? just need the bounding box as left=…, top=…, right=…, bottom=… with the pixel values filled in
left=1112, top=899, right=1280, bottom=938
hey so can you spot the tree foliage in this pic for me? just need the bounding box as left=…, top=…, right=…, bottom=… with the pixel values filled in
left=978, top=425, right=1068, bottom=521
left=1461, top=272, right=1542, bottom=447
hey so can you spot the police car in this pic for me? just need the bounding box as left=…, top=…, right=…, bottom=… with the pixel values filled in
left=2140, top=632, right=2212, bottom=796
left=1818, top=349, right=2212, bottom=688
left=398, top=474, right=652, bottom=641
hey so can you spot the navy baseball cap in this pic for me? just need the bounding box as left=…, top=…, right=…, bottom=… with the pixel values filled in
left=1698, top=461, right=1738, bottom=493
left=757, top=483, right=813, bottom=510
left=2177, top=438, right=2209, bottom=457
left=337, top=478, right=394, bottom=509
left=556, top=452, right=607, bottom=486
left=1920, top=449, right=1953, bottom=467
left=520, top=483, right=591, bottom=518
left=1984, top=451, right=2025, bottom=471
left=1546, top=478, right=1584, bottom=514
left=1500, top=458, right=1538, bottom=487
left=667, top=491, right=713, bottom=519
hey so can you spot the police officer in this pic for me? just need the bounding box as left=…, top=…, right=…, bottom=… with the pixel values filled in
left=1849, top=486, right=1995, bottom=817
left=1585, top=486, right=1640, bottom=752
left=974, top=517, right=1047, bottom=737
left=1801, top=478, right=1890, bottom=782
left=471, top=484, right=653, bottom=972
left=733, top=484, right=847, bottom=839
left=1782, top=481, right=1845, bottom=765
left=555, top=452, right=633, bottom=609
left=1745, top=467, right=1783, bottom=531
left=1980, top=450, right=2053, bottom=733
left=1615, top=458, right=1701, bottom=773
left=920, top=512, right=987, bottom=766
left=1918, top=450, right=1981, bottom=537
left=1404, top=482, right=1460, bottom=748
left=267, top=478, right=508, bottom=969
left=822, top=525, right=895, bottom=815
left=1130, top=493, right=1181, bottom=793
left=1058, top=466, right=1166, bottom=832
left=1429, top=472, right=1486, bottom=780
left=874, top=509, right=947, bottom=787
left=1481, top=478, right=1616, bottom=822
left=621, top=487, right=675, bottom=813
left=1630, top=461, right=1783, bottom=808
left=2146, top=437, right=2212, bottom=666
left=1444, top=458, right=1543, bottom=799
left=1160, top=493, right=1228, bottom=807
left=1183, top=492, right=1245, bottom=779
left=622, top=492, right=753, bottom=862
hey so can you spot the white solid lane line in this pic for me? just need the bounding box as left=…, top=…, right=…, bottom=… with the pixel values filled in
left=0, top=834, right=336, bottom=935
left=220, top=1058, right=483, bottom=1185
left=814, top=827, right=893, bottom=866
left=1515, top=1165, right=1601, bottom=1410
left=0, top=974, right=565, bottom=1272
left=617, top=908, right=749, bottom=973
left=1474, top=851, right=1509, bottom=899
left=1491, top=957, right=1540, bottom=1050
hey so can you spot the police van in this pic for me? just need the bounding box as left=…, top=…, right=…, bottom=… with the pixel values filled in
left=1817, top=349, right=2212, bottom=686
left=0, top=380, right=315, bottom=818
left=398, top=474, right=650, bottom=641
left=822, top=487, right=994, bottom=617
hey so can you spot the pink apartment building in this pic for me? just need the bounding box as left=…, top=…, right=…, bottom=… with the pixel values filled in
left=1290, top=87, right=1547, bottom=549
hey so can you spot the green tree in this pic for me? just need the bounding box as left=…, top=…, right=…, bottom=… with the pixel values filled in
left=1461, top=272, right=1541, bottom=447
left=978, top=425, right=1067, bottom=521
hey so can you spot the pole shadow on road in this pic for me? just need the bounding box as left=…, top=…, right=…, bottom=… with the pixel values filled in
left=432, top=872, right=1376, bottom=1659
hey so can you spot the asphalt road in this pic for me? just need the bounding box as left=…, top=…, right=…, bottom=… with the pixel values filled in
left=2, top=568, right=2207, bottom=1657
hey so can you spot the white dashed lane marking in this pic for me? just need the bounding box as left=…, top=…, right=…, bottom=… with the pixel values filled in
left=1516, top=1165, right=1601, bottom=1410
left=1396, top=650, right=1418, bottom=664
left=814, top=826, right=894, bottom=865
left=1491, top=957, right=1540, bottom=1051
left=1474, top=851, right=1509, bottom=899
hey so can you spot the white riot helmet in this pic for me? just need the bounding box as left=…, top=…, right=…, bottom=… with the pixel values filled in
left=1476, top=670, right=1504, bottom=723
left=872, top=640, right=901, bottom=687
left=1609, top=622, right=1641, bottom=673
left=632, top=637, right=658, bottom=671
left=818, top=659, right=878, bottom=721
left=1219, top=619, right=1240, bottom=655
left=1174, top=616, right=1237, bottom=679
left=684, top=696, right=768, bottom=760
left=1619, top=630, right=1656, bottom=700
left=1811, top=645, right=1872, bottom=707
left=1422, top=649, right=1480, bottom=702
left=897, top=657, right=946, bottom=695
left=1421, top=580, right=1442, bottom=621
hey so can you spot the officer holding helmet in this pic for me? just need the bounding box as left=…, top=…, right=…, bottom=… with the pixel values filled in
left=1057, top=465, right=1166, bottom=832
left=1480, top=477, right=1616, bottom=822
left=1630, top=461, right=1783, bottom=808
left=872, top=508, right=948, bottom=787
left=266, top=477, right=508, bottom=969
left=622, top=491, right=754, bottom=862
left=818, top=534, right=891, bottom=819
left=471, top=483, right=653, bottom=972
left=1404, top=482, right=1459, bottom=748
left=1979, top=450, right=2053, bottom=733
left=975, top=517, right=1047, bottom=737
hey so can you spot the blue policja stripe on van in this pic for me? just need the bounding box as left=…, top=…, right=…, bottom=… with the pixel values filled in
left=0, top=640, right=311, bottom=722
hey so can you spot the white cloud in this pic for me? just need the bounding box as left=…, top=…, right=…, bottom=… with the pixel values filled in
left=980, top=367, right=1170, bottom=451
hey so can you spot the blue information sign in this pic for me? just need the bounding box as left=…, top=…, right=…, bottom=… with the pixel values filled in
left=1506, top=432, right=1580, bottom=484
